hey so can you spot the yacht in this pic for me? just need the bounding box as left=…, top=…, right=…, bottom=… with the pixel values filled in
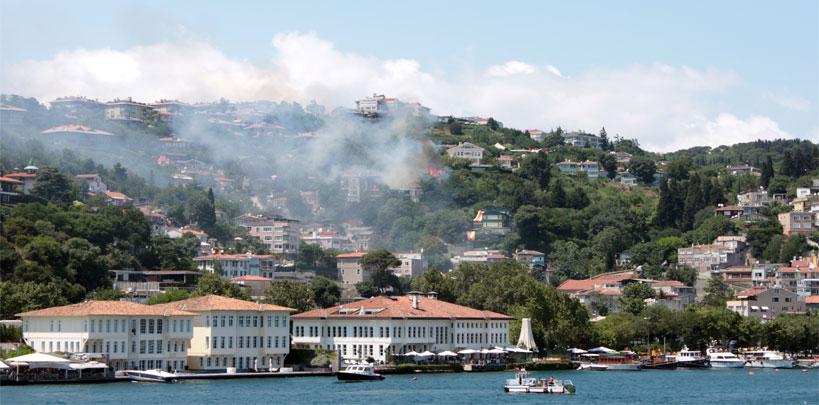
left=122, top=369, right=178, bottom=383
left=504, top=369, right=575, bottom=395
left=706, top=348, right=746, bottom=368
left=672, top=346, right=710, bottom=368
left=743, top=350, right=796, bottom=369
left=336, top=363, right=385, bottom=381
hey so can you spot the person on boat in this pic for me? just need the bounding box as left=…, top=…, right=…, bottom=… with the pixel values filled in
left=548, top=376, right=555, bottom=385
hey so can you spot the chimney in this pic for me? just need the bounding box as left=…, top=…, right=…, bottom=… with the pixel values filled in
left=426, top=291, right=438, bottom=300
left=407, top=291, right=421, bottom=309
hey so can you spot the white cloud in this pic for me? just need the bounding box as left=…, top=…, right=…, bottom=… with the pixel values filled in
left=766, top=93, right=812, bottom=112
left=0, top=31, right=800, bottom=151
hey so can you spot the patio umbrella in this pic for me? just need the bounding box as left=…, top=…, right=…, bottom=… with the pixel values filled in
left=437, top=351, right=458, bottom=357
left=567, top=348, right=588, bottom=354
left=417, top=351, right=436, bottom=357
left=404, top=351, right=420, bottom=356
left=589, top=346, right=617, bottom=354
left=486, top=348, right=506, bottom=354
left=458, top=349, right=479, bottom=355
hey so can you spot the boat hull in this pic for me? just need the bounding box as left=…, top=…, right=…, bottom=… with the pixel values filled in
left=504, top=386, right=573, bottom=394
left=336, top=372, right=385, bottom=381
left=745, top=360, right=796, bottom=369
left=709, top=361, right=746, bottom=369
left=643, top=361, right=677, bottom=370
left=676, top=359, right=710, bottom=368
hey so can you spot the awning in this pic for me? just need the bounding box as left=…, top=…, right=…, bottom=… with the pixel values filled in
left=69, top=362, right=108, bottom=370
left=5, top=352, right=70, bottom=365
left=751, top=306, right=760, bottom=311
left=0, top=361, right=8, bottom=369
left=761, top=306, right=770, bottom=311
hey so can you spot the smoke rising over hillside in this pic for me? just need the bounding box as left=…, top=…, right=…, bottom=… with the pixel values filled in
left=1, top=32, right=805, bottom=152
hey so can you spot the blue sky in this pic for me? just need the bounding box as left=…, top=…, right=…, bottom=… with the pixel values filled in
left=1, top=0, right=817, bottom=150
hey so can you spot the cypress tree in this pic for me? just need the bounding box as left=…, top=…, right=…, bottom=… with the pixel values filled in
left=760, top=156, right=774, bottom=188
left=681, top=174, right=702, bottom=231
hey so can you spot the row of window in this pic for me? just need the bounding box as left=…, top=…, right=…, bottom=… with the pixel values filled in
left=202, top=355, right=281, bottom=369
left=205, top=315, right=288, bottom=328
left=204, top=335, right=287, bottom=350
left=296, top=322, right=506, bottom=339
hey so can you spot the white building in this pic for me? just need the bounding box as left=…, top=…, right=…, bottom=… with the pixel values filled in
left=291, top=292, right=512, bottom=363
left=194, top=253, right=279, bottom=280
left=556, top=160, right=601, bottom=179
left=390, top=252, right=429, bottom=278
left=153, top=295, right=293, bottom=371
left=450, top=250, right=508, bottom=267
left=18, top=301, right=195, bottom=371
left=446, top=142, right=485, bottom=166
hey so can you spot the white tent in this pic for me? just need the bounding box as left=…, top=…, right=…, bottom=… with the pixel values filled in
left=437, top=351, right=458, bottom=357
left=516, top=318, right=538, bottom=352
left=5, top=352, right=70, bottom=365
left=417, top=351, right=436, bottom=357
left=568, top=348, right=588, bottom=354
left=589, top=346, right=618, bottom=354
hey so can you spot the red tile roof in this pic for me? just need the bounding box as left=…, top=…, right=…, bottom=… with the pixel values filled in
left=806, top=296, right=819, bottom=304
left=716, top=205, right=743, bottom=212
left=17, top=300, right=195, bottom=317
left=736, top=287, right=768, bottom=298
left=152, top=294, right=292, bottom=312
left=0, top=176, right=23, bottom=184
left=104, top=191, right=132, bottom=201
left=233, top=275, right=272, bottom=282
left=42, top=124, right=114, bottom=136
left=651, top=280, right=688, bottom=288
left=5, top=172, right=37, bottom=178
left=337, top=252, right=367, bottom=259
left=292, top=295, right=512, bottom=320
left=194, top=253, right=273, bottom=261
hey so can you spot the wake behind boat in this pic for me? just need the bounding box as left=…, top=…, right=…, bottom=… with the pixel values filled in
left=336, top=363, right=385, bottom=381
left=504, top=369, right=575, bottom=395
left=121, top=369, right=178, bottom=383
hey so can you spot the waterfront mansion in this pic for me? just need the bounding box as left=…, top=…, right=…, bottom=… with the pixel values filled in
left=18, top=300, right=195, bottom=371
left=152, top=295, right=293, bottom=371
left=291, top=291, right=512, bottom=363
left=18, top=295, right=293, bottom=372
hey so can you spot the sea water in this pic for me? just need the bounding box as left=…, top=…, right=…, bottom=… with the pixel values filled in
left=2, top=368, right=817, bottom=404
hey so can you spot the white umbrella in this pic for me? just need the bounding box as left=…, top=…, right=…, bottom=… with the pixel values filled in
left=568, top=348, right=588, bottom=354
left=437, top=351, right=458, bottom=357
left=458, top=349, right=479, bottom=355
left=589, top=346, right=617, bottom=354
left=404, top=351, right=420, bottom=356
left=417, top=351, right=436, bottom=357
left=0, top=361, right=9, bottom=369
left=486, top=348, right=506, bottom=354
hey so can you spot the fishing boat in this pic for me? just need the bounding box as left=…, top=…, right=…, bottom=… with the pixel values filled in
left=336, top=363, right=385, bottom=381
left=123, top=369, right=178, bottom=383
left=742, top=350, right=796, bottom=369
left=672, top=346, right=710, bottom=368
left=706, top=348, right=746, bottom=368
left=504, top=369, right=575, bottom=395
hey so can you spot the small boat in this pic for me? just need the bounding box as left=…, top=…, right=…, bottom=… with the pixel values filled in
left=672, top=347, right=710, bottom=368
left=743, top=350, right=796, bottom=369
left=642, top=355, right=678, bottom=370
left=578, top=352, right=642, bottom=371
left=706, top=348, right=746, bottom=369
left=576, top=363, right=608, bottom=371
left=504, top=369, right=575, bottom=395
left=123, top=369, right=178, bottom=383
left=336, top=363, right=385, bottom=381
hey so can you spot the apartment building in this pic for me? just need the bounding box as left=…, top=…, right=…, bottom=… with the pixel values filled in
left=235, top=213, right=300, bottom=256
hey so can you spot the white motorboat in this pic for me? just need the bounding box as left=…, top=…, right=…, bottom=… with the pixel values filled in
left=672, top=346, right=710, bottom=368
left=706, top=348, right=746, bottom=368
left=577, top=352, right=642, bottom=371
left=123, top=369, right=178, bottom=383
left=742, top=350, right=796, bottom=369
left=336, top=363, right=384, bottom=381
left=504, top=370, right=575, bottom=395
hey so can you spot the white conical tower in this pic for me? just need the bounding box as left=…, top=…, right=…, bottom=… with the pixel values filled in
left=516, top=318, right=537, bottom=351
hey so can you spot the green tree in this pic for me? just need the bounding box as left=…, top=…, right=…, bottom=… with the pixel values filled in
left=146, top=288, right=191, bottom=304
left=628, top=156, right=657, bottom=184
left=193, top=272, right=248, bottom=299
left=599, top=153, right=617, bottom=179
left=359, top=250, right=402, bottom=294
left=619, top=283, right=656, bottom=315
left=264, top=281, right=312, bottom=312
left=32, top=168, right=77, bottom=204
left=519, top=151, right=551, bottom=189
left=760, top=155, right=774, bottom=189
left=309, top=276, right=341, bottom=308
left=703, top=276, right=734, bottom=307
left=449, top=120, right=463, bottom=135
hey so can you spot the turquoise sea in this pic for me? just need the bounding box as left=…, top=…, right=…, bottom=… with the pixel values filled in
left=2, top=368, right=817, bottom=405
